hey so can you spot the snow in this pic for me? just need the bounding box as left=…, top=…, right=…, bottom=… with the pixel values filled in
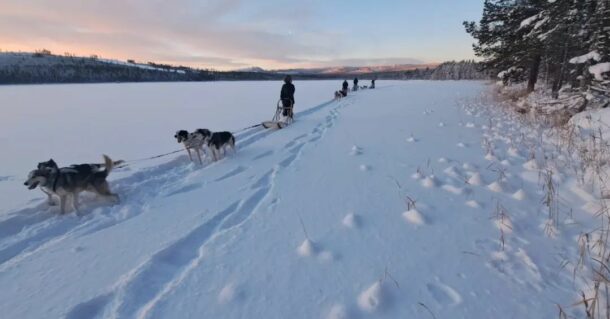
left=359, top=164, right=371, bottom=171
left=520, top=14, right=540, bottom=29
left=487, top=181, right=505, bottom=193
left=357, top=280, right=385, bottom=312
left=402, top=208, right=426, bottom=225
left=468, top=172, right=485, bottom=186
left=513, top=189, right=527, bottom=201
left=0, top=80, right=604, bottom=318
left=0, top=81, right=337, bottom=211
left=533, top=17, right=549, bottom=30
left=217, top=283, right=238, bottom=304
left=507, top=146, right=521, bottom=157
left=465, top=200, right=481, bottom=208
left=494, top=217, right=513, bottom=234
left=411, top=170, right=424, bottom=179
left=349, top=145, right=362, bottom=156
left=297, top=239, right=316, bottom=257
left=326, top=304, right=348, bottom=319
left=442, top=184, right=463, bottom=195
left=342, top=213, right=359, bottom=228
left=569, top=51, right=601, bottom=64
left=99, top=58, right=186, bottom=74
left=589, top=62, right=610, bottom=81
left=523, top=158, right=539, bottom=170
left=484, top=152, right=497, bottom=161
left=421, top=175, right=439, bottom=188
left=570, top=107, right=610, bottom=136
